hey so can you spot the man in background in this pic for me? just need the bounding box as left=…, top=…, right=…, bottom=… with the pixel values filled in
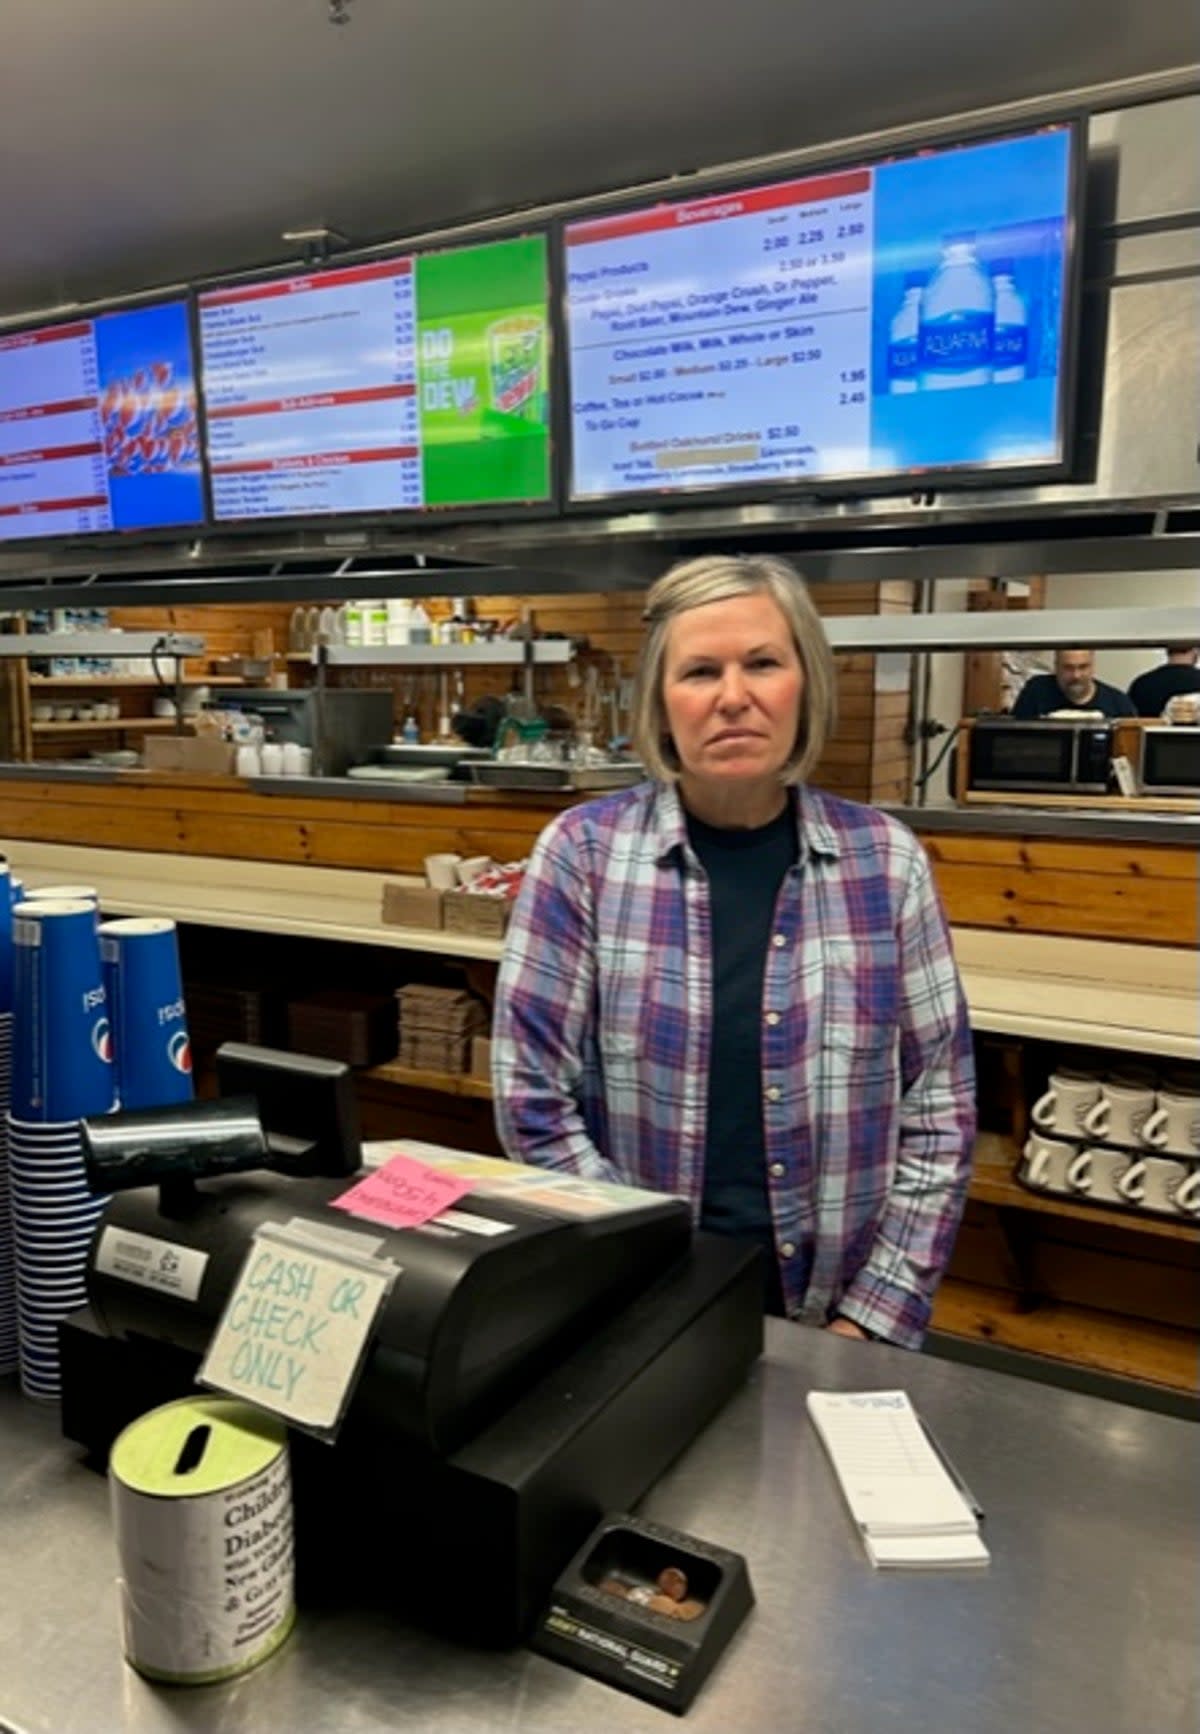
left=1127, top=646, right=1200, bottom=717
left=1011, top=648, right=1135, bottom=719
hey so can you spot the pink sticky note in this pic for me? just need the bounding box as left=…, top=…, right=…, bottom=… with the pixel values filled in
left=330, top=1154, right=472, bottom=1230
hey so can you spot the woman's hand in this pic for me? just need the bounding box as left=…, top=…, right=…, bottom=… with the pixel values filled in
left=826, top=1316, right=870, bottom=1341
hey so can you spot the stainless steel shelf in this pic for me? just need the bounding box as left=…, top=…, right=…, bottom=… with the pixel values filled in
left=298, top=641, right=575, bottom=667
left=822, top=605, right=1199, bottom=653
left=0, top=632, right=204, bottom=658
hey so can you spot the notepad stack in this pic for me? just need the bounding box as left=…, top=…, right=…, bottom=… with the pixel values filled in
left=806, top=1390, right=990, bottom=1569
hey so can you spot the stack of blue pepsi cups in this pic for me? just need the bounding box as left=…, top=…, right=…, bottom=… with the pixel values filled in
left=6, top=890, right=193, bottom=1401
left=0, top=864, right=20, bottom=1378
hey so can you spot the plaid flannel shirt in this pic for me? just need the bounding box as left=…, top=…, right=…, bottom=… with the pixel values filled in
left=492, top=780, right=975, bottom=1347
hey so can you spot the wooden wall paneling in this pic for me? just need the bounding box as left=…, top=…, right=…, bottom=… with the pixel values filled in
left=928, top=860, right=1196, bottom=946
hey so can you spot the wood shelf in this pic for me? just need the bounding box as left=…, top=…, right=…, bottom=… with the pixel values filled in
left=30, top=718, right=196, bottom=735
left=970, top=1134, right=1199, bottom=1244
left=932, top=1277, right=1199, bottom=1393
left=29, top=676, right=244, bottom=689
left=363, top=1059, right=493, bottom=1099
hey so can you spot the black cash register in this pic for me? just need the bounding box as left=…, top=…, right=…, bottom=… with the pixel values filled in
left=61, top=1045, right=763, bottom=1644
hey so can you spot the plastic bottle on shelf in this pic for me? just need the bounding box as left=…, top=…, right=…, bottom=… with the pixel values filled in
left=408, top=602, right=432, bottom=646
left=990, top=258, right=1029, bottom=383
left=344, top=601, right=365, bottom=647
left=918, top=233, right=994, bottom=389
left=886, top=272, right=926, bottom=394
left=386, top=599, right=412, bottom=646
left=401, top=712, right=421, bottom=744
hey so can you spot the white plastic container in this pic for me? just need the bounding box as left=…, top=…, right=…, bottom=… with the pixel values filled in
left=386, top=599, right=412, bottom=646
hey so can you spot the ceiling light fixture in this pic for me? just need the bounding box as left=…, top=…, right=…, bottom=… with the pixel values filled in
left=328, top=0, right=355, bottom=24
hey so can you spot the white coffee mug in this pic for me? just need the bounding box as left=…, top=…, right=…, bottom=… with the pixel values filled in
left=1019, top=1134, right=1076, bottom=1195
left=235, top=744, right=261, bottom=777
left=1120, top=1155, right=1192, bottom=1215
left=1083, top=1083, right=1157, bottom=1149
left=259, top=742, right=284, bottom=776
left=280, top=741, right=306, bottom=776
left=424, top=853, right=462, bottom=891
left=1067, top=1144, right=1137, bottom=1205
left=1170, top=1166, right=1200, bottom=1217
left=1141, top=1089, right=1200, bottom=1158
left=1032, top=1072, right=1103, bottom=1137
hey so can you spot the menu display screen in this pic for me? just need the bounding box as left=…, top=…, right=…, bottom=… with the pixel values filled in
left=198, top=234, right=551, bottom=523
left=0, top=300, right=204, bottom=541
left=564, top=125, right=1076, bottom=502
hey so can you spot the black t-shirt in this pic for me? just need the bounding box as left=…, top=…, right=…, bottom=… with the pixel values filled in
left=685, top=798, right=800, bottom=1315
left=1127, top=664, right=1200, bottom=718
left=1010, top=673, right=1135, bottom=719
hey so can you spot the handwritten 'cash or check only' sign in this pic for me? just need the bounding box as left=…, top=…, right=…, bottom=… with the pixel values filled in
left=200, top=1225, right=394, bottom=1435
left=328, top=1153, right=474, bottom=1231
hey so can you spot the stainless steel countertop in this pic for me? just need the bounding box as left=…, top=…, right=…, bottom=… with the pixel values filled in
left=0, top=760, right=1196, bottom=837
left=0, top=1323, right=1196, bottom=1734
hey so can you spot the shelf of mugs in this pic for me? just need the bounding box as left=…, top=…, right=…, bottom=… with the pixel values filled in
left=29, top=718, right=197, bottom=735
left=970, top=1135, right=1199, bottom=1245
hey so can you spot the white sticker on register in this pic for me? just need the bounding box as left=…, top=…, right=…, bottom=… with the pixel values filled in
left=198, top=1222, right=398, bottom=1439
left=95, top=1224, right=209, bottom=1302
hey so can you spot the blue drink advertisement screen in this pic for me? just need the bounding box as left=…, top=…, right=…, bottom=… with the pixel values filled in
left=0, top=299, right=204, bottom=542
left=564, top=124, right=1076, bottom=502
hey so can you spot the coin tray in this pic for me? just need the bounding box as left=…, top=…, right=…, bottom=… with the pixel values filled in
left=531, top=1513, right=753, bottom=1713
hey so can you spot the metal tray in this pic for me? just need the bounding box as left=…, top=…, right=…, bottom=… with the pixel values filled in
left=467, top=762, right=643, bottom=792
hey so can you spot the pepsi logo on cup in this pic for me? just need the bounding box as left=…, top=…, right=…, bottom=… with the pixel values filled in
left=92, top=1017, right=114, bottom=1064
left=99, top=918, right=194, bottom=1113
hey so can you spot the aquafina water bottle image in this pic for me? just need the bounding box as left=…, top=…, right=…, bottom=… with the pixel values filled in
left=887, top=272, right=925, bottom=394
left=918, top=233, right=994, bottom=389
left=989, top=257, right=1028, bottom=383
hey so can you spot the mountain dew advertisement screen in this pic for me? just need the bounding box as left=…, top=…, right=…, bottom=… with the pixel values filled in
left=565, top=123, right=1077, bottom=502
left=199, top=234, right=550, bottom=521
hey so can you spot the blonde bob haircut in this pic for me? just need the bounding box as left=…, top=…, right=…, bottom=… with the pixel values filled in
left=631, top=554, right=836, bottom=786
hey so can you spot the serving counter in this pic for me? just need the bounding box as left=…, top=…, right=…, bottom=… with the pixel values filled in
left=3, top=766, right=1197, bottom=1396
left=1, top=1321, right=1196, bottom=1734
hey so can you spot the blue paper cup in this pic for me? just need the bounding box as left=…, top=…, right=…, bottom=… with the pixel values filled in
left=0, top=866, right=13, bottom=1016
left=10, top=901, right=115, bottom=1124
left=99, top=918, right=194, bottom=1112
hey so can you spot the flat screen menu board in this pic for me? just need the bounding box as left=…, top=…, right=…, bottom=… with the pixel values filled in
left=0, top=299, right=204, bottom=541
left=198, top=234, right=551, bottom=523
left=564, top=124, right=1077, bottom=503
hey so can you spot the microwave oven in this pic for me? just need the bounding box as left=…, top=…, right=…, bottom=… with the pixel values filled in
left=966, top=719, right=1114, bottom=795
left=1138, top=727, right=1200, bottom=796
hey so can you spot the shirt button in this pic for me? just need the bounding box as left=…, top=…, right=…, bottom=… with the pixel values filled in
left=780, top=1241, right=797, bottom=1259
left=769, top=1162, right=785, bottom=1179
left=765, top=1085, right=781, bottom=1103
left=771, top=933, right=787, bottom=949
left=764, top=1011, right=781, bottom=1027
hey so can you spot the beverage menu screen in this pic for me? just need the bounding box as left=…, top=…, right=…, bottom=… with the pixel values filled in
left=564, top=125, right=1075, bottom=502
left=0, top=300, right=204, bottom=542
left=198, top=234, right=550, bottom=522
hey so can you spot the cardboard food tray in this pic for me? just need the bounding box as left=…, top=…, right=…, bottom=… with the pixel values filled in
left=442, top=892, right=513, bottom=937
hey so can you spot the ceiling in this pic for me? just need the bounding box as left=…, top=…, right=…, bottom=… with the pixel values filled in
left=2, top=0, right=1197, bottom=323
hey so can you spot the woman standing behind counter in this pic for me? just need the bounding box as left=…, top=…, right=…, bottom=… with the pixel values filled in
left=493, top=556, right=975, bottom=1347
